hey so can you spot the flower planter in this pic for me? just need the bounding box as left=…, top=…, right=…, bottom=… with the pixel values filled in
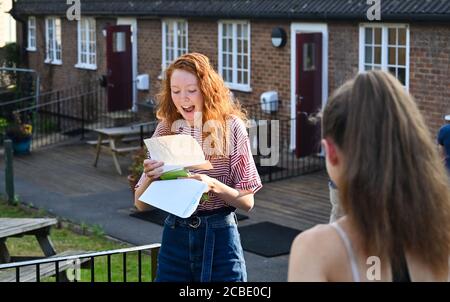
left=13, top=138, right=31, bottom=155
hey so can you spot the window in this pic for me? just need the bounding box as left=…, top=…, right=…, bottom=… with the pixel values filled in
left=27, top=16, right=36, bottom=51
left=218, top=21, right=251, bottom=92
left=45, top=17, right=62, bottom=64
left=162, top=20, right=188, bottom=70
left=303, top=43, right=316, bottom=71
left=76, top=17, right=96, bottom=69
left=359, top=24, right=409, bottom=88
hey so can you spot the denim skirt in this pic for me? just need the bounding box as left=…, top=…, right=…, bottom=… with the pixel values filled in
left=155, top=211, right=247, bottom=282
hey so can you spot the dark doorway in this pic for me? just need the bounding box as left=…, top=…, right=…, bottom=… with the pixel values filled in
left=106, top=25, right=132, bottom=112
left=295, top=33, right=322, bottom=158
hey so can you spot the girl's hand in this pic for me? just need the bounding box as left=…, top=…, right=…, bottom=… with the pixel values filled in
left=182, top=173, right=216, bottom=193
left=143, top=159, right=164, bottom=180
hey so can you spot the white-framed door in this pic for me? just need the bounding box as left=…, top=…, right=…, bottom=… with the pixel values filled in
left=117, top=17, right=138, bottom=112
left=290, top=23, right=328, bottom=153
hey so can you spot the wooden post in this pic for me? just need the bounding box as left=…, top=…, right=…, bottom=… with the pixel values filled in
left=4, top=139, right=15, bottom=205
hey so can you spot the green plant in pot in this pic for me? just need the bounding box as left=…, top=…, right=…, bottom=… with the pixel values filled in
left=5, top=115, right=32, bottom=155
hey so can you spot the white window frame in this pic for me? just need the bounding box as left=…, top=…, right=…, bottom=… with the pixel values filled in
left=161, top=19, right=188, bottom=73
left=27, top=16, right=36, bottom=51
left=44, top=16, right=62, bottom=65
left=75, top=17, right=97, bottom=70
left=359, top=23, right=410, bottom=89
left=218, top=20, right=251, bottom=92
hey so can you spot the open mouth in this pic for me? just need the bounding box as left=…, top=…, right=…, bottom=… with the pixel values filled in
left=181, top=105, right=195, bottom=113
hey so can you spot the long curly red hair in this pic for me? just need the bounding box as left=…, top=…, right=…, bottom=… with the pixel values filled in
left=156, top=53, right=247, bottom=156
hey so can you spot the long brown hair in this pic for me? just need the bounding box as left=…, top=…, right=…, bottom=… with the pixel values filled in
left=156, top=53, right=247, bottom=156
left=323, top=70, right=450, bottom=276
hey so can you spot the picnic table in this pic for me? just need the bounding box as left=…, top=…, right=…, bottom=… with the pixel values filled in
left=0, top=218, right=91, bottom=282
left=92, top=122, right=157, bottom=175
left=0, top=218, right=58, bottom=263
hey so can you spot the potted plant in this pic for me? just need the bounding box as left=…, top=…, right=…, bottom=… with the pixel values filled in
left=5, top=115, right=33, bottom=155
left=127, top=147, right=148, bottom=195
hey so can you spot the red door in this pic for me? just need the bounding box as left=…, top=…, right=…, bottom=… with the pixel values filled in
left=295, top=33, right=322, bottom=158
left=106, top=25, right=132, bottom=112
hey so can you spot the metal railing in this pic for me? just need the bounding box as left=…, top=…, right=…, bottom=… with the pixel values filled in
left=0, top=244, right=161, bottom=282
left=9, top=81, right=146, bottom=150
left=243, top=101, right=325, bottom=182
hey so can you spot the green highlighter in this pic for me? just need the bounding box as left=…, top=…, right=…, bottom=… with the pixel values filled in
left=160, top=168, right=209, bottom=202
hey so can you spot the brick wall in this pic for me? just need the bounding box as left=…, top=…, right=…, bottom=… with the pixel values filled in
left=328, top=21, right=359, bottom=94
left=327, top=21, right=450, bottom=137
left=27, top=16, right=110, bottom=92
left=137, top=19, right=161, bottom=103
left=22, top=17, right=449, bottom=137
left=247, top=20, right=291, bottom=118
left=137, top=19, right=291, bottom=115
left=409, top=23, right=450, bottom=136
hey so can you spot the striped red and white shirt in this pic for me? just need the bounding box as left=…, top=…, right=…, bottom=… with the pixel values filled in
left=136, top=115, right=262, bottom=212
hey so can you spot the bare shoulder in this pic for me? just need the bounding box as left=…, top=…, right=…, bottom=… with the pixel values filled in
left=288, top=224, right=341, bottom=281
left=292, top=224, right=339, bottom=252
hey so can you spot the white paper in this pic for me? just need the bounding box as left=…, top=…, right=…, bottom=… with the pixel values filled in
left=144, top=135, right=210, bottom=173
left=138, top=179, right=208, bottom=218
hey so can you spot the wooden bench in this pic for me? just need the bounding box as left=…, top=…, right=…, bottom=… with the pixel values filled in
left=0, top=250, right=92, bottom=282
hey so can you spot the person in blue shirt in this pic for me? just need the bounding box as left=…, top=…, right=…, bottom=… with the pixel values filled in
left=437, top=116, right=450, bottom=173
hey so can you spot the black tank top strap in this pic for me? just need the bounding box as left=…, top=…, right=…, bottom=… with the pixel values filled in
left=392, top=250, right=411, bottom=282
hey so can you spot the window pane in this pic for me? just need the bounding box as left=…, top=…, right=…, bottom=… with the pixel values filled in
left=397, top=68, right=406, bottom=85
left=398, top=28, right=406, bottom=46
left=303, top=43, right=316, bottom=71
left=388, top=67, right=397, bottom=77
left=364, top=64, right=372, bottom=71
left=398, top=48, right=406, bottom=65
left=374, top=46, right=381, bottom=64
left=81, top=26, right=86, bottom=44
left=238, top=69, right=242, bottom=83
left=243, top=71, right=248, bottom=85
left=222, top=24, right=227, bottom=36
left=365, top=46, right=373, bottom=64
left=365, top=28, right=372, bottom=44
left=388, top=47, right=396, bottom=65
left=90, top=42, right=96, bottom=56
left=374, top=28, right=381, bottom=44
left=113, top=32, right=126, bottom=52
left=222, top=37, right=227, bottom=52
left=388, top=28, right=396, bottom=45
left=166, top=49, right=170, bottom=66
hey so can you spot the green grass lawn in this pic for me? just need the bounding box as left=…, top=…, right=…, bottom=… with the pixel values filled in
left=0, top=199, right=155, bottom=282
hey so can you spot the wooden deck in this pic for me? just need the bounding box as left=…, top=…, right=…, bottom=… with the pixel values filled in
left=1, top=141, right=331, bottom=231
